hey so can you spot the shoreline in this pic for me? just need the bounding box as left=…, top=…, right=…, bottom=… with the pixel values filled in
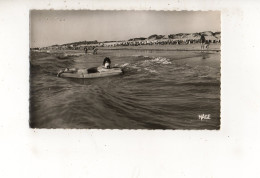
left=32, top=43, right=221, bottom=54
left=99, top=48, right=220, bottom=52
left=98, top=43, right=221, bottom=51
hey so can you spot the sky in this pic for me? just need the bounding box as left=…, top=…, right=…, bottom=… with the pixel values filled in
left=30, top=10, right=221, bottom=48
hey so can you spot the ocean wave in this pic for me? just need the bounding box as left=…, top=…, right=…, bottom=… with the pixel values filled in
left=132, top=54, right=150, bottom=57
left=119, top=57, right=172, bottom=74
left=120, top=63, right=130, bottom=67
left=56, top=53, right=85, bottom=59
left=179, top=81, right=220, bottom=87
left=132, top=54, right=142, bottom=57
left=145, top=57, right=172, bottom=65
left=144, top=67, right=158, bottom=74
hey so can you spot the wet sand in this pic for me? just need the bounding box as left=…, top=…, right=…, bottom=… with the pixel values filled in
left=35, top=43, right=221, bottom=55
left=98, top=43, right=221, bottom=51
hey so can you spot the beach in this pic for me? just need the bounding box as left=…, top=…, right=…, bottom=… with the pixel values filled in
left=99, top=43, right=221, bottom=51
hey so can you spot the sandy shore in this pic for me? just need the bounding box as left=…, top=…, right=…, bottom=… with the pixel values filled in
left=36, top=43, right=221, bottom=55
left=98, top=43, right=221, bottom=51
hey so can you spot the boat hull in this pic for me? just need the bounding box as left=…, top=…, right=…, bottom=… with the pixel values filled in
left=59, top=67, right=123, bottom=79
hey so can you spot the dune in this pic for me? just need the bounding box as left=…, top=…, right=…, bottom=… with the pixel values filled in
left=147, top=34, right=166, bottom=40
left=128, top=37, right=147, bottom=41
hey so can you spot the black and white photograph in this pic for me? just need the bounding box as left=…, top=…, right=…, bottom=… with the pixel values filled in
left=30, top=10, right=221, bottom=129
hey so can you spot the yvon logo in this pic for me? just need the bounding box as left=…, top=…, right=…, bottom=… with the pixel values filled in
left=198, top=114, right=211, bottom=120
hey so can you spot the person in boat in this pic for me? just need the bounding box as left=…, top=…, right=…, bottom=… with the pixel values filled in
left=87, top=57, right=112, bottom=74
left=103, top=57, right=111, bottom=69
left=57, top=57, right=112, bottom=77
left=200, top=34, right=206, bottom=51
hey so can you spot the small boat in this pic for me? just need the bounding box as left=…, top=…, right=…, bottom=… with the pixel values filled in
left=57, top=66, right=123, bottom=79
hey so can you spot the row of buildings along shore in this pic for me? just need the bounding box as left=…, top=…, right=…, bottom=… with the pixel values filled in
left=31, top=31, right=221, bottom=51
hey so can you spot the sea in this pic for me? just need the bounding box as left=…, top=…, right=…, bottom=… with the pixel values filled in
left=30, top=49, right=220, bottom=129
